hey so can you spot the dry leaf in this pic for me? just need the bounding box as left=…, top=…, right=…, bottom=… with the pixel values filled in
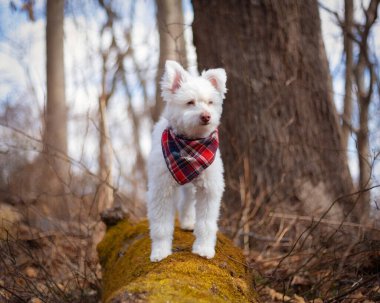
left=293, top=294, right=306, bottom=303
left=264, top=286, right=291, bottom=301
left=0, top=289, right=11, bottom=300
left=350, top=291, right=365, bottom=299
left=291, top=275, right=310, bottom=286
left=371, top=285, right=380, bottom=293
left=25, top=266, right=38, bottom=278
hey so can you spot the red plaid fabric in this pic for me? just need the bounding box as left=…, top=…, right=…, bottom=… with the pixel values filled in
left=161, top=128, right=219, bottom=185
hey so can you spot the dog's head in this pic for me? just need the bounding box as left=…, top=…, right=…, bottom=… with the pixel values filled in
left=161, top=60, right=227, bottom=139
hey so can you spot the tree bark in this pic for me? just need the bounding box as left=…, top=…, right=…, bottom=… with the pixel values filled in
left=97, top=219, right=258, bottom=303
left=354, top=55, right=371, bottom=222
left=43, top=0, right=70, bottom=220
left=96, top=45, right=115, bottom=216
left=192, top=0, right=355, bottom=233
left=45, top=0, right=68, bottom=174
left=97, top=93, right=114, bottom=214
left=357, top=91, right=371, bottom=218
left=341, top=0, right=354, bottom=153
left=153, top=0, right=188, bottom=122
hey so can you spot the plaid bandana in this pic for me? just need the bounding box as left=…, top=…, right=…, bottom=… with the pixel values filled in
left=161, top=127, right=219, bottom=185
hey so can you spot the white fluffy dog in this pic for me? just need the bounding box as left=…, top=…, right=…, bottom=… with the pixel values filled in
left=147, top=60, right=227, bottom=262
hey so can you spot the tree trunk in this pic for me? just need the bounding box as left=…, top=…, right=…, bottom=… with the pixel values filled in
left=97, top=219, right=258, bottom=303
left=357, top=93, right=371, bottom=219
left=96, top=43, right=115, bottom=214
left=43, top=0, right=70, bottom=220
left=97, top=94, right=114, bottom=214
left=341, top=0, right=354, bottom=153
left=355, top=59, right=372, bottom=221
left=153, top=0, right=188, bottom=122
left=192, top=0, right=355, bottom=233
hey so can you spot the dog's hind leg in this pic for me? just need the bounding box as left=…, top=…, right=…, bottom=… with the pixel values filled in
left=177, top=184, right=196, bottom=231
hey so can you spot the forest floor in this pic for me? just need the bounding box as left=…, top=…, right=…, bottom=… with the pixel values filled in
left=0, top=201, right=102, bottom=303
left=250, top=245, right=380, bottom=303
left=1, top=200, right=379, bottom=302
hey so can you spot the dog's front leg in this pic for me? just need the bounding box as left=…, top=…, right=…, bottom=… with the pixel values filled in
left=147, top=185, right=176, bottom=262
left=192, top=185, right=222, bottom=259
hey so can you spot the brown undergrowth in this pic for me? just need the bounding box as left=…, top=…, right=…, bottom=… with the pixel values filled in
left=0, top=218, right=102, bottom=302
left=230, top=214, right=380, bottom=302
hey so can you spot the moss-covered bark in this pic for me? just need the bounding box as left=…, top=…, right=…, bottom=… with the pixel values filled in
left=97, top=219, right=259, bottom=303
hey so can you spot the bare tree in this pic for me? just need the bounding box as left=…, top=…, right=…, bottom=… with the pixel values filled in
left=43, top=0, right=70, bottom=219
left=319, top=0, right=380, bottom=221
left=192, top=0, right=356, bottom=236
left=95, top=0, right=120, bottom=214
left=341, top=0, right=354, bottom=154
left=97, top=54, right=115, bottom=214
left=95, top=0, right=153, bottom=209
left=153, top=0, right=188, bottom=122
left=353, top=0, right=379, bottom=220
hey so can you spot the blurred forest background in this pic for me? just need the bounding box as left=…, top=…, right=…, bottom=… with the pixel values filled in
left=0, top=0, right=379, bottom=302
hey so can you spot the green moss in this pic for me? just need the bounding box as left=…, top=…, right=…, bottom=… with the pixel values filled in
left=97, top=220, right=259, bottom=303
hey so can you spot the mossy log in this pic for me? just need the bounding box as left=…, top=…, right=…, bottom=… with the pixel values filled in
left=97, top=219, right=259, bottom=303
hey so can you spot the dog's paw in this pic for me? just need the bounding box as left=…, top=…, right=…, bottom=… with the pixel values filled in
left=179, top=213, right=195, bottom=231
left=150, top=247, right=172, bottom=262
left=192, top=244, right=215, bottom=259
left=180, top=220, right=195, bottom=231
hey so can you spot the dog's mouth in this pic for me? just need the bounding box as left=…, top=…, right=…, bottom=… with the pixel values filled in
left=200, top=121, right=210, bottom=126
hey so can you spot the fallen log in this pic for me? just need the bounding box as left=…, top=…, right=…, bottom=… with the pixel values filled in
left=97, top=219, right=259, bottom=302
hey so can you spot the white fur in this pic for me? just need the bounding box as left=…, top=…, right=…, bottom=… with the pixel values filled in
left=147, top=60, right=227, bottom=262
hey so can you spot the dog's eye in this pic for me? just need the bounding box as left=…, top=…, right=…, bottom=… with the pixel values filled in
left=187, top=100, right=195, bottom=106
left=208, top=101, right=214, bottom=105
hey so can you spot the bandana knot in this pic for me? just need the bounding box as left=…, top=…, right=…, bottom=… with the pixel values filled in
left=161, top=128, right=219, bottom=185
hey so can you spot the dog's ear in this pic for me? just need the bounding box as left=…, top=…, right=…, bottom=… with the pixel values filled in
left=202, top=68, right=227, bottom=98
left=161, top=61, right=189, bottom=100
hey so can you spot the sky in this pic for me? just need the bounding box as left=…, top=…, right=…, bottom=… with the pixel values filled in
left=0, top=0, right=379, bottom=200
